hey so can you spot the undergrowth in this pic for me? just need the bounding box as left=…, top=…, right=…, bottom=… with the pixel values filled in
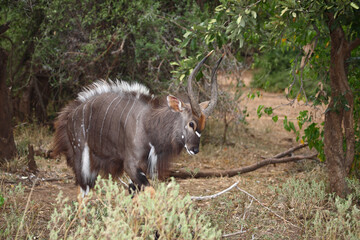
left=198, top=171, right=360, bottom=239
left=0, top=183, right=41, bottom=239
left=48, top=177, right=222, bottom=239
left=1, top=123, right=52, bottom=172
left=1, top=171, right=359, bottom=239
left=273, top=177, right=360, bottom=239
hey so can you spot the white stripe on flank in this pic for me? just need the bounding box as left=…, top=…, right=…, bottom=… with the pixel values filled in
left=81, top=102, right=88, bottom=138
left=86, top=97, right=97, bottom=140
left=148, top=143, right=158, bottom=179
left=81, top=142, right=90, bottom=182
left=99, top=96, right=120, bottom=146
left=118, top=98, right=130, bottom=127
left=124, top=100, right=136, bottom=128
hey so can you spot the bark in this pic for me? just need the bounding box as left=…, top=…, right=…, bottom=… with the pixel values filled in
left=27, top=144, right=38, bottom=173
left=0, top=48, right=17, bottom=162
left=324, top=14, right=359, bottom=197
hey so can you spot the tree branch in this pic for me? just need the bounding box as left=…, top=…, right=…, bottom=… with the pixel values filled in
left=347, top=38, right=360, bottom=54
left=272, top=143, right=308, bottom=158
left=0, top=22, right=10, bottom=35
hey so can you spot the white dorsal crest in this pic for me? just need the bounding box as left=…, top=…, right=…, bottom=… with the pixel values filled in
left=77, top=80, right=150, bottom=102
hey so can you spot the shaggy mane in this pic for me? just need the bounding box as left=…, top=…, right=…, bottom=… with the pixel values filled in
left=77, top=80, right=150, bottom=102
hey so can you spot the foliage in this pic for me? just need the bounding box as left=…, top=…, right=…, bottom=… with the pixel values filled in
left=0, top=192, right=4, bottom=208
left=48, top=177, right=221, bottom=239
left=172, top=0, right=260, bottom=83
left=348, top=50, right=360, bottom=177
left=0, top=183, right=40, bottom=239
left=0, top=0, right=205, bottom=115
left=252, top=48, right=299, bottom=93
left=273, top=177, right=360, bottom=239
left=252, top=0, right=360, bottom=178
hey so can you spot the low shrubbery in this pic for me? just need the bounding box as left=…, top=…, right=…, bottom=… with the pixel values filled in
left=273, top=177, right=360, bottom=239
left=1, top=165, right=359, bottom=239
left=48, top=177, right=222, bottom=239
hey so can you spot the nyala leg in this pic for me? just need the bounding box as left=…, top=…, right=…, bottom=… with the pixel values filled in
left=77, top=185, right=90, bottom=205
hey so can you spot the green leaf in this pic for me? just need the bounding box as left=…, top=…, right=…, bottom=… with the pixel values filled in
left=239, top=18, right=245, bottom=28
left=209, top=18, right=217, bottom=24
left=170, top=62, right=179, bottom=66
left=257, top=105, right=264, bottom=118
left=280, top=7, right=288, bottom=16
left=0, top=194, right=4, bottom=208
left=251, top=11, right=257, bottom=19
left=179, top=74, right=185, bottom=82
left=272, top=115, right=279, bottom=123
left=350, top=2, right=359, bottom=9
left=236, top=15, right=243, bottom=25
left=264, top=107, right=273, bottom=115
left=239, top=36, right=244, bottom=48
left=283, top=116, right=291, bottom=132
left=183, top=31, right=192, bottom=38
left=215, top=5, right=226, bottom=12
left=289, top=121, right=296, bottom=132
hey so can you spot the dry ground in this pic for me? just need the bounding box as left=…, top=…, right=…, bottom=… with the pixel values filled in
left=1, top=72, right=328, bottom=239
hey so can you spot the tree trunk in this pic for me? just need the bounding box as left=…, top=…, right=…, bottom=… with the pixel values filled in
left=324, top=15, right=358, bottom=197
left=0, top=48, right=17, bottom=162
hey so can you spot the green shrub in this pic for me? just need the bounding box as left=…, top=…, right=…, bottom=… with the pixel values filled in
left=313, top=194, right=360, bottom=240
left=273, top=177, right=360, bottom=239
left=0, top=183, right=40, bottom=239
left=252, top=49, right=296, bottom=92
left=0, top=184, right=24, bottom=239
left=273, top=178, right=327, bottom=224
left=48, top=177, right=221, bottom=239
left=251, top=48, right=319, bottom=96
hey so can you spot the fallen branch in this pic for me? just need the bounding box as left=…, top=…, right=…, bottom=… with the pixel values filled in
left=169, top=152, right=318, bottom=179
left=191, top=181, right=239, bottom=201
left=1, top=171, right=73, bottom=184
left=272, top=143, right=308, bottom=158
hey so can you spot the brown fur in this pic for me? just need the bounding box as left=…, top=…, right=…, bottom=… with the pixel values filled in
left=52, top=80, right=207, bottom=193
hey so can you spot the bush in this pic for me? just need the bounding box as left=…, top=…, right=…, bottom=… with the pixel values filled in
left=273, top=177, right=360, bottom=239
left=0, top=183, right=40, bottom=240
left=48, top=177, right=221, bottom=239
left=251, top=48, right=319, bottom=97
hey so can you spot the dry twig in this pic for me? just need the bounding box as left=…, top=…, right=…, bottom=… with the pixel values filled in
left=191, top=181, right=239, bottom=201
left=15, top=178, right=37, bottom=240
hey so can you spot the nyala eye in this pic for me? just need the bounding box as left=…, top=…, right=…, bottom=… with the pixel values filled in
left=189, top=121, right=195, bottom=130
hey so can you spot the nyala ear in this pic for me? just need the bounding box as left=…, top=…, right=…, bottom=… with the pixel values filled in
left=199, top=101, right=210, bottom=111
left=167, top=95, right=185, bottom=112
